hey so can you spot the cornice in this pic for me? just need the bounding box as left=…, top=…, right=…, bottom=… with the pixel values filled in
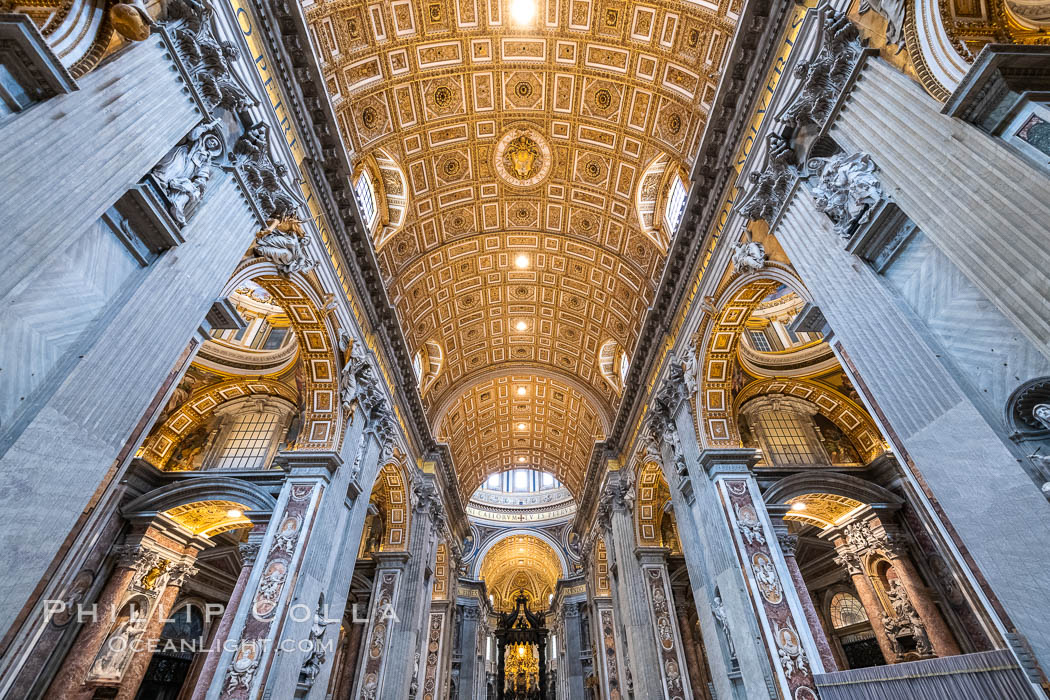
left=574, top=0, right=790, bottom=532
left=249, top=0, right=467, bottom=532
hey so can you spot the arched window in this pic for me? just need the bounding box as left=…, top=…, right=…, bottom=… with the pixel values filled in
left=664, top=175, right=688, bottom=234
left=739, top=395, right=830, bottom=467
left=599, top=339, right=628, bottom=392
left=206, top=397, right=296, bottom=470
left=412, top=350, right=424, bottom=381
left=829, top=592, right=868, bottom=629
left=481, top=469, right=562, bottom=493
left=354, top=174, right=377, bottom=228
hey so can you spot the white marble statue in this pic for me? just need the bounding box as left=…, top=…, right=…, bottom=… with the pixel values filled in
left=151, top=119, right=223, bottom=225
left=254, top=216, right=318, bottom=276
left=731, top=238, right=766, bottom=273
left=809, top=152, right=884, bottom=239
left=859, top=0, right=906, bottom=48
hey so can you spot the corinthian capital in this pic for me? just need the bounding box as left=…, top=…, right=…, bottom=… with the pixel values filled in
left=834, top=551, right=863, bottom=577
left=410, top=480, right=442, bottom=520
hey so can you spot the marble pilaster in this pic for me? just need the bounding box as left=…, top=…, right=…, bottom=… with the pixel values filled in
left=351, top=552, right=409, bottom=699
left=773, top=127, right=1050, bottom=671
left=456, top=600, right=483, bottom=700
left=653, top=386, right=778, bottom=699
left=589, top=596, right=623, bottom=699
left=190, top=532, right=266, bottom=700
left=377, top=478, right=441, bottom=700
left=597, top=472, right=665, bottom=699
left=636, top=548, right=693, bottom=699
left=418, top=600, right=452, bottom=700
left=703, top=450, right=823, bottom=699
left=558, top=600, right=586, bottom=700
left=769, top=523, right=837, bottom=672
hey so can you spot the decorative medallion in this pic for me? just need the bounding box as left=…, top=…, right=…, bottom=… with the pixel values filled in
left=493, top=126, right=552, bottom=188
left=361, top=107, right=378, bottom=129
left=433, top=86, right=453, bottom=107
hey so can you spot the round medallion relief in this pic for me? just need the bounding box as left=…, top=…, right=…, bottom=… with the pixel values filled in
left=493, top=125, right=552, bottom=188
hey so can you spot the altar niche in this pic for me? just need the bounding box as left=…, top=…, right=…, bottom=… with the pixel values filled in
left=495, top=592, right=550, bottom=700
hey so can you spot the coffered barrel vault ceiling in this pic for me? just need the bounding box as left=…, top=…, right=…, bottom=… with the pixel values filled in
left=305, top=0, right=741, bottom=496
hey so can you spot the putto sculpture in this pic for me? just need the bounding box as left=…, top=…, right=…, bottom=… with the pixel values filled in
left=731, top=233, right=767, bottom=273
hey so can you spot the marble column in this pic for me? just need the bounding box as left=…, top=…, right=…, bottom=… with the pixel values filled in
left=190, top=534, right=264, bottom=700
left=456, top=602, right=482, bottom=700
left=597, top=472, right=665, bottom=700
left=832, top=550, right=898, bottom=664
left=771, top=526, right=837, bottom=671
left=377, top=478, right=441, bottom=700
left=774, top=151, right=1050, bottom=670
left=46, top=528, right=203, bottom=699
left=886, top=550, right=959, bottom=657
left=329, top=609, right=366, bottom=699
left=0, top=37, right=199, bottom=303
left=674, top=598, right=712, bottom=700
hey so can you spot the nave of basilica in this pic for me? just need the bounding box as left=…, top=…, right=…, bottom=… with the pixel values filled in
left=1, top=0, right=1050, bottom=698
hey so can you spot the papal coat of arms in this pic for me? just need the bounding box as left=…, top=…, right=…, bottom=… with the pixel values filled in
left=493, top=125, right=552, bottom=187
left=504, top=133, right=541, bottom=181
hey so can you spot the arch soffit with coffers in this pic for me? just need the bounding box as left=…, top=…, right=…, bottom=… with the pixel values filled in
left=734, top=377, right=886, bottom=463
left=370, top=460, right=411, bottom=551
left=392, top=231, right=655, bottom=413
left=635, top=461, right=671, bottom=547
left=222, top=261, right=345, bottom=450
left=429, top=364, right=614, bottom=435
left=695, top=267, right=812, bottom=446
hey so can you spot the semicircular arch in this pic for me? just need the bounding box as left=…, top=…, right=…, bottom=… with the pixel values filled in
left=221, top=261, right=343, bottom=450
left=696, top=267, right=813, bottom=446
left=472, top=528, right=568, bottom=581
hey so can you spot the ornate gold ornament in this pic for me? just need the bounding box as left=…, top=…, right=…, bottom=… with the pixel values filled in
left=140, top=562, right=167, bottom=591
left=493, top=127, right=551, bottom=188
left=505, top=134, right=540, bottom=180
